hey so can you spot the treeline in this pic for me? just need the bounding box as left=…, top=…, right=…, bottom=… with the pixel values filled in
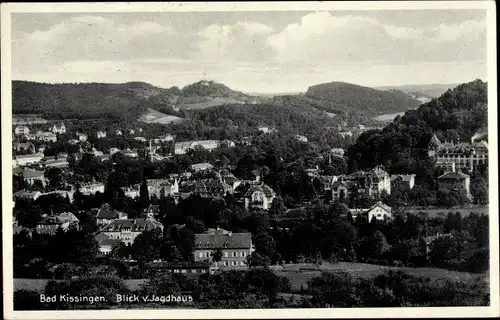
left=346, top=79, right=488, bottom=173
left=305, top=81, right=422, bottom=116
left=12, top=81, right=181, bottom=120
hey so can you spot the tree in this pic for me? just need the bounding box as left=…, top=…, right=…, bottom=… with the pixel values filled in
left=44, top=167, right=65, bottom=189
left=139, top=179, right=149, bottom=209
left=471, top=176, right=488, bottom=204
left=308, top=272, right=359, bottom=307
left=131, top=228, right=162, bottom=265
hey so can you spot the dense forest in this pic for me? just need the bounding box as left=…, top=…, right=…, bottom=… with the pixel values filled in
left=12, top=81, right=180, bottom=120
left=305, top=81, right=422, bottom=116
left=345, top=79, right=488, bottom=174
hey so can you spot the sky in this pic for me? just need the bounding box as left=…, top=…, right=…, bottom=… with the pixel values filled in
left=11, top=10, right=487, bottom=93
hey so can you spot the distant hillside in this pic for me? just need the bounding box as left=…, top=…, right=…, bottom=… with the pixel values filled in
left=304, top=81, right=422, bottom=116
left=12, top=81, right=182, bottom=120
left=376, top=83, right=460, bottom=98
left=346, top=79, right=488, bottom=173
left=176, top=80, right=263, bottom=110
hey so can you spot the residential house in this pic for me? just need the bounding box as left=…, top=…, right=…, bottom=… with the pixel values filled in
left=35, top=131, right=57, bottom=143
left=41, top=190, right=74, bottom=203
left=96, top=204, right=128, bottom=227
left=123, top=149, right=139, bottom=158
left=95, top=233, right=120, bottom=256
left=192, top=179, right=230, bottom=198
left=428, top=134, right=488, bottom=173
left=14, top=126, right=30, bottom=136
left=174, top=140, right=220, bottom=155
left=52, top=123, right=66, bottom=134
left=79, top=182, right=105, bottom=195
left=258, top=126, right=277, bottom=134
left=13, top=153, right=44, bottom=167
left=243, top=182, right=276, bottom=210
left=109, top=147, right=121, bottom=155
left=17, top=168, right=47, bottom=186
left=339, top=131, right=353, bottom=138
left=146, top=179, right=179, bottom=198
left=58, top=212, right=80, bottom=228
left=14, top=142, right=35, bottom=153
left=390, top=174, right=416, bottom=190
left=115, top=130, right=123, bottom=136
left=41, top=155, right=69, bottom=168
left=366, top=201, right=392, bottom=221
left=191, top=162, right=215, bottom=172
left=241, top=136, right=253, bottom=146
left=13, top=190, right=42, bottom=202
left=194, top=228, right=255, bottom=270
left=330, top=148, right=345, bottom=158
left=134, top=136, right=147, bottom=143
left=331, top=166, right=391, bottom=201
left=357, top=124, right=366, bottom=130
left=96, top=131, right=107, bottom=139
left=295, top=135, right=308, bottom=143
left=35, top=212, right=78, bottom=235
left=99, top=217, right=164, bottom=245
left=437, top=163, right=471, bottom=199
left=122, top=186, right=140, bottom=198
left=152, top=133, right=176, bottom=143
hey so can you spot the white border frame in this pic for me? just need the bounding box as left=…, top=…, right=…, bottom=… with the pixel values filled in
left=2, top=1, right=498, bottom=319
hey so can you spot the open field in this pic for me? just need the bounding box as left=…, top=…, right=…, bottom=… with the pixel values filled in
left=15, top=262, right=487, bottom=294
left=139, top=108, right=184, bottom=124
left=372, top=112, right=405, bottom=122
left=271, top=262, right=488, bottom=292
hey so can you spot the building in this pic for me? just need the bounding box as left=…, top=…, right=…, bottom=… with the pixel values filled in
left=123, top=187, right=140, bottom=198
left=331, top=166, right=391, bottom=201
left=152, top=134, right=176, bottom=143
left=258, top=127, right=277, bottom=134
left=437, top=163, right=471, bottom=199
left=243, top=182, right=276, bottom=210
left=194, top=228, right=254, bottom=270
left=52, top=123, right=66, bottom=134
left=97, top=131, right=107, bottom=139
left=339, top=131, right=353, bottom=138
left=35, top=131, right=57, bottom=143
left=146, top=261, right=214, bottom=276
left=428, top=134, right=488, bottom=173
left=366, top=201, right=392, bottom=221
left=17, top=168, right=47, bottom=186
left=77, top=133, right=88, bottom=142
left=330, top=148, right=345, bottom=158
left=79, top=182, right=105, bottom=195
left=191, top=162, right=214, bottom=172
left=13, top=153, right=44, bottom=167
left=294, top=135, right=308, bottom=143
left=14, top=126, right=30, bottom=136
left=100, top=217, right=164, bottom=246
left=146, top=179, right=179, bottom=198
left=96, top=204, right=128, bottom=226
left=35, top=212, right=78, bottom=235
left=41, top=190, right=75, bottom=203
left=123, top=149, right=139, bottom=158
left=13, top=142, right=35, bottom=153
left=95, top=233, right=120, bottom=256
left=41, top=155, right=69, bottom=168
left=174, top=140, right=220, bottom=155
left=390, top=174, right=416, bottom=190
left=109, top=147, right=121, bottom=155
left=13, top=190, right=42, bottom=202
left=134, top=137, right=147, bottom=143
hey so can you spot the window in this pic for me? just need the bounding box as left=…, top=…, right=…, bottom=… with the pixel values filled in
left=224, top=252, right=228, bottom=258
left=223, top=261, right=228, bottom=266
left=181, top=269, right=187, bottom=273
left=199, top=252, right=203, bottom=258
left=191, top=270, right=197, bottom=273
left=240, top=261, right=245, bottom=266
left=241, top=252, right=246, bottom=257
left=232, top=261, right=237, bottom=266
left=205, top=252, right=209, bottom=258
left=233, top=252, right=237, bottom=257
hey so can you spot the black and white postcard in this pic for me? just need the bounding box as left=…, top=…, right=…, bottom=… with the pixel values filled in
left=2, top=1, right=498, bottom=319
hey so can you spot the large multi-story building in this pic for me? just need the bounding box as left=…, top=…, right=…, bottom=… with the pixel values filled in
left=146, top=178, right=179, bottom=198
left=331, top=166, right=391, bottom=201
left=437, top=163, right=471, bottom=199
left=428, top=134, right=488, bottom=173
left=193, top=228, right=254, bottom=270
left=79, top=182, right=105, bottom=195
left=174, top=140, right=235, bottom=155
left=13, top=153, right=44, bottom=168
left=99, top=217, right=164, bottom=246
left=243, top=181, right=276, bottom=210
left=14, top=126, right=30, bottom=136
left=51, top=123, right=66, bottom=134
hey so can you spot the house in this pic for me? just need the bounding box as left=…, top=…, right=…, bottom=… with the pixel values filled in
left=115, top=130, right=123, bottom=136
left=41, top=155, right=69, bottom=168
left=77, top=133, right=88, bottom=142
left=128, top=129, right=135, bottom=135
left=109, top=147, right=121, bottom=155
left=52, top=123, right=66, bottom=134
left=339, top=131, right=353, bottom=138
left=13, top=190, right=42, bottom=202
left=194, top=228, right=255, bottom=270
left=96, top=204, right=128, bottom=227
left=331, top=166, right=391, bottom=201
left=174, top=140, right=220, bottom=155
left=100, top=217, right=164, bottom=245
left=258, top=127, right=277, bottom=134
left=68, top=139, right=79, bottom=145
left=58, top=212, right=80, bottom=228
left=146, top=179, right=179, bottom=198
left=294, top=135, right=308, bottom=143
left=243, top=182, right=276, bottom=210
left=146, top=261, right=214, bottom=276
left=422, top=232, right=453, bottom=257
left=122, top=187, right=140, bottom=199
left=390, top=174, right=416, bottom=190
left=36, top=216, right=71, bottom=234
left=95, top=233, right=120, bottom=256
left=35, top=131, right=57, bottom=143
left=13, top=153, right=44, bottom=167
left=41, top=190, right=75, bottom=203
left=191, top=162, right=214, bottom=172
left=330, top=148, right=345, bottom=158
left=96, top=131, right=107, bottom=139
left=17, top=168, right=47, bottom=186
left=366, top=201, right=392, bottom=221
left=152, top=134, right=176, bottom=143
left=241, top=136, right=253, bottom=146
left=357, top=124, right=365, bottom=130
left=123, top=149, right=139, bottom=158
left=14, top=142, right=35, bottom=153
left=79, top=182, right=105, bottom=195
left=134, top=137, right=147, bottom=143
left=437, top=163, right=471, bottom=199
left=428, top=134, right=488, bottom=173
left=14, top=126, right=30, bottom=136
left=192, top=179, right=231, bottom=198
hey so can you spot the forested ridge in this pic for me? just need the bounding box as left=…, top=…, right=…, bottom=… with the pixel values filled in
left=346, top=79, right=488, bottom=173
